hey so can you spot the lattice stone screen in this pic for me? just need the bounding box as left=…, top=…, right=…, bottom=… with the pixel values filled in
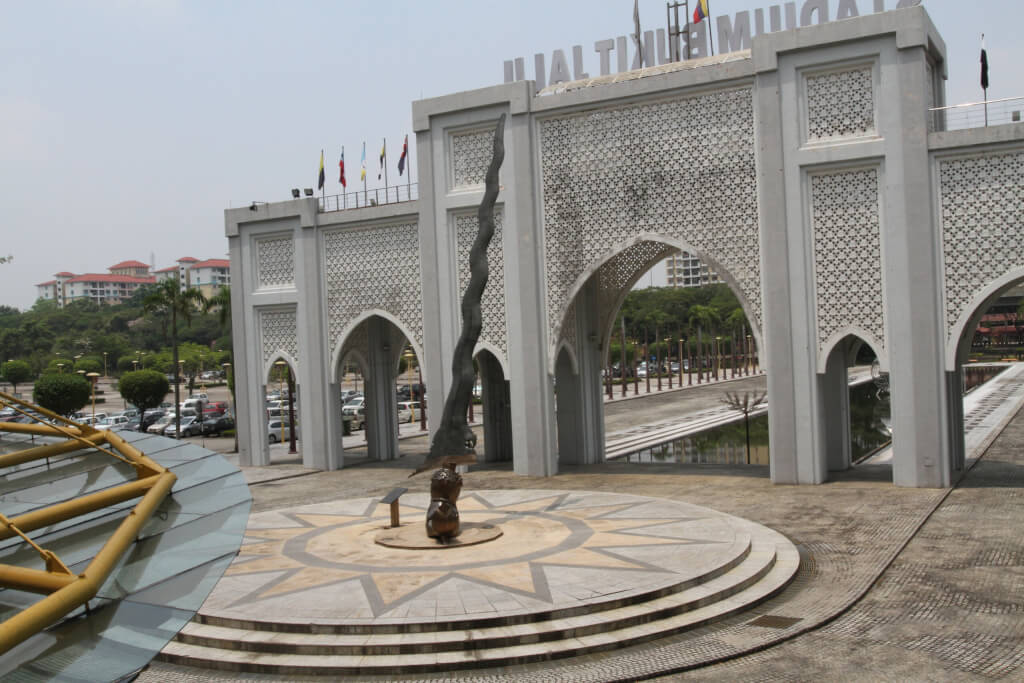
left=938, top=150, right=1024, bottom=338
left=260, top=307, right=299, bottom=371
left=539, top=87, right=761, bottom=349
left=323, top=222, right=424, bottom=356
left=455, top=210, right=507, bottom=359
left=256, top=236, right=295, bottom=288
left=805, top=64, right=876, bottom=142
left=810, top=167, right=885, bottom=354
left=451, top=126, right=497, bottom=190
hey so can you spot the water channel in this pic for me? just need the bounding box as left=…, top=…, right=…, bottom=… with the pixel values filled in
left=619, top=365, right=1006, bottom=466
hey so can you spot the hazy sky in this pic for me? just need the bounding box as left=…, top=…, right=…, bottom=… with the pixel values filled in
left=2, top=0, right=1021, bottom=309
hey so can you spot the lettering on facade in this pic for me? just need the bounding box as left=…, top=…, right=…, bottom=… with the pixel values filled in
left=503, top=0, right=921, bottom=91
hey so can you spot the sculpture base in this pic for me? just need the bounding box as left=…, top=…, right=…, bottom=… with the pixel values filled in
left=375, top=521, right=502, bottom=550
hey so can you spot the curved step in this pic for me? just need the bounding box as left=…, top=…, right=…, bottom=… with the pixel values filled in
left=158, top=526, right=797, bottom=675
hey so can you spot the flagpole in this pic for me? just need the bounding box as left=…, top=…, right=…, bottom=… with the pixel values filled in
left=707, top=1, right=714, bottom=56
left=407, top=135, right=411, bottom=200
left=383, top=137, right=389, bottom=200
left=321, top=149, right=325, bottom=203
left=362, top=141, right=367, bottom=207
left=342, top=146, right=346, bottom=210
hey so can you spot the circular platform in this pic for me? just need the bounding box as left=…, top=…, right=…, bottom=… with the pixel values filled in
left=375, top=520, right=503, bottom=549
left=167, top=490, right=799, bottom=675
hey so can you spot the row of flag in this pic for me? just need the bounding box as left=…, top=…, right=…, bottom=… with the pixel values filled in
left=317, top=135, right=410, bottom=191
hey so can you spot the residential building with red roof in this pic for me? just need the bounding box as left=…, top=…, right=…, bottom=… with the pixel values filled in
left=35, top=256, right=230, bottom=307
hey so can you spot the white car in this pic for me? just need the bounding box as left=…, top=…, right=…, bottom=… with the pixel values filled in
left=268, top=420, right=298, bottom=443
left=397, top=401, right=421, bottom=423
left=95, top=415, right=130, bottom=431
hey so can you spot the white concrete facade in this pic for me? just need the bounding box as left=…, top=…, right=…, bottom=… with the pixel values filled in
left=227, top=7, right=1024, bottom=487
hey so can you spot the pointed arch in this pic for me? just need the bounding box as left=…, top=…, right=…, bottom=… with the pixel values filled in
left=554, top=339, right=579, bottom=376
left=473, top=341, right=509, bottom=378
left=330, top=309, right=425, bottom=380
left=547, top=232, right=764, bottom=371
left=262, top=350, right=299, bottom=384
left=946, top=268, right=1024, bottom=368
left=818, top=326, right=887, bottom=373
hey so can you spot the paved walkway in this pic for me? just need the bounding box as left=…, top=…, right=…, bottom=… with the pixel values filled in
left=140, top=368, right=1024, bottom=681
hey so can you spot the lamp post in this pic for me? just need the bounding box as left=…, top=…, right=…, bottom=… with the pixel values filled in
left=87, top=372, right=100, bottom=421
left=132, top=360, right=138, bottom=371
left=57, top=362, right=65, bottom=374
left=103, top=352, right=108, bottom=378
left=665, top=337, right=673, bottom=389
left=714, top=337, right=721, bottom=381
left=402, top=348, right=416, bottom=426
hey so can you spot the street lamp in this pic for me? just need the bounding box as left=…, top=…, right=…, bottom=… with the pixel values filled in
left=86, top=372, right=100, bottom=421
left=103, top=352, right=108, bottom=377
left=57, top=362, right=65, bottom=374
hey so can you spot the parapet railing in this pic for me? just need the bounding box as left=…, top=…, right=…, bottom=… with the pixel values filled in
left=319, top=183, right=419, bottom=212
left=930, top=96, right=1024, bottom=132
left=0, top=391, right=176, bottom=655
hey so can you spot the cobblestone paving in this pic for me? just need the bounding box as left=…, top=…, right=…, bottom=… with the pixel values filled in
left=138, top=406, right=1024, bottom=683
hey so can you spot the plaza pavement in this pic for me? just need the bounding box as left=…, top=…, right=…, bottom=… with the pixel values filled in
left=138, top=368, right=1024, bottom=681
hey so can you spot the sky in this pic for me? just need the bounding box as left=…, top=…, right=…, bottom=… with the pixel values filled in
left=2, top=0, right=1021, bottom=310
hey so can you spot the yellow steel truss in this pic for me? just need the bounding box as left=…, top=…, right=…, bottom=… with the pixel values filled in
left=0, top=391, right=177, bottom=654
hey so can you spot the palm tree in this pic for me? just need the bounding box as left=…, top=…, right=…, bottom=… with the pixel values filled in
left=688, top=304, right=720, bottom=382
left=144, top=279, right=206, bottom=436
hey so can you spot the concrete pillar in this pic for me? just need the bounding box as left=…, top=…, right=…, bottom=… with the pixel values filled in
left=503, top=108, right=558, bottom=476
left=821, top=347, right=852, bottom=473
left=882, top=46, right=953, bottom=488
left=479, top=352, right=512, bottom=462
left=946, top=369, right=966, bottom=474
left=555, top=350, right=583, bottom=465
left=325, top=377, right=346, bottom=468
left=364, top=317, right=399, bottom=461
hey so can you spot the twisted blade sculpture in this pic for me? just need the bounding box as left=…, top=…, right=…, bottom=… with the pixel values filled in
left=412, top=114, right=506, bottom=476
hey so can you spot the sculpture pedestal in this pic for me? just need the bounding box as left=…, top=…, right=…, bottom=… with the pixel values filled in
left=374, top=521, right=502, bottom=549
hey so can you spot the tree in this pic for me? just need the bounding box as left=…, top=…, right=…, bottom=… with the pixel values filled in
left=118, top=370, right=170, bottom=430
left=144, top=279, right=207, bottom=436
left=75, top=357, right=103, bottom=374
left=33, top=373, right=91, bottom=417
left=722, top=391, right=767, bottom=464
left=206, top=286, right=238, bottom=452
left=1, top=359, right=33, bottom=395
left=688, top=304, right=720, bottom=378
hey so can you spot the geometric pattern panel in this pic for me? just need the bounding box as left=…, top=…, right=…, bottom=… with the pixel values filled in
left=256, top=236, right=295, bottom=288
left=810, top=167, right=885, bottom=352
left=260, top=306, right=299, bottom=371
left=323, top=222, right=423, bottom=354
left=540, top=87, right=761, bottom=350
left=805, top=65, right=875, bottom=142
left=595, top=241, right=678, bottom=350
left=939, top=150, right=1024, bottom=337
left=451, top=126, right=497, bottom=190
left=455, top=209, right=507, bottom=359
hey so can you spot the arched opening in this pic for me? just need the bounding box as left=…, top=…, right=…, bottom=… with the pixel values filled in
left=551, top=237, right=764, bottom=468
left=474, top=347, right=512, bottom=462
left=945, top=273, right=1024, bottom=475
left=818, top=332, right=889, bottom=476
left=330, top=312, right=421, bottom=465
left=263, top=354, right=299, bottom=462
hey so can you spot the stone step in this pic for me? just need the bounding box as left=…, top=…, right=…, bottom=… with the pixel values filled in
left=193, top=530, right=754, bottom=636
left=158, top=529, right=798, bottom=675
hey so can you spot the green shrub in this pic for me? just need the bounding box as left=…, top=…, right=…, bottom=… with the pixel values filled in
left=33, top=374, right=92, bottom=417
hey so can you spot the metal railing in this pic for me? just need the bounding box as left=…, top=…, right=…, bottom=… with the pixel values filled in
left=319, top=183, right=419, bottom=212
left=930, top=96, right=1024, bottom=132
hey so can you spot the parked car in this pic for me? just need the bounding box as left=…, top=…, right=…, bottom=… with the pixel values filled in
left=396, top=384, right=425, bottom=401
left=147, top=414, right=175, bottom=435
left=340, top=390, right=362, bottom=404
left=202, top=414, right=235, bottom=436
left=342, top=398, right=365, bottom=429
left=397, top=401, right=422, bottom=423
left=96, top=415, right=130, bottom=431
left=141, top=410, right=166, bottom=430
left=268, top=419, right=298, bottom=443
left=165, top=416, right=202, bottom=439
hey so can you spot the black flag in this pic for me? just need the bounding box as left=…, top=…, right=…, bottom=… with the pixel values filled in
left=981, top=45, right=989, bottom=90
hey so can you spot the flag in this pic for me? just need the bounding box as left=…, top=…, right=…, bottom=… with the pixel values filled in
left=317, top=150, right=325, bottom=190
left=981, top=37, right=989, bottom=90
left=360, top=142, right=366, bottom=182
left=633, top=0, right=643, bottom=68
left=378, top=140, right=386, bottom=180
left=398, top=135, right=408, bottom=175
left=693, top=0, right=709, bottom=24
left=338, top=148, right=346, bottom=188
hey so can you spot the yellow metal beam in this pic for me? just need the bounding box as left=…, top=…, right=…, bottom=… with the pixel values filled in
left=0, top=475, right=162, bottom=541
left=0, top=471, right=177, bottom=654
left=0, top=422, right=83, bottom=437
left=0, top=432, right=108, bottom=469
left=0, top=565, right=77, bottom=595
